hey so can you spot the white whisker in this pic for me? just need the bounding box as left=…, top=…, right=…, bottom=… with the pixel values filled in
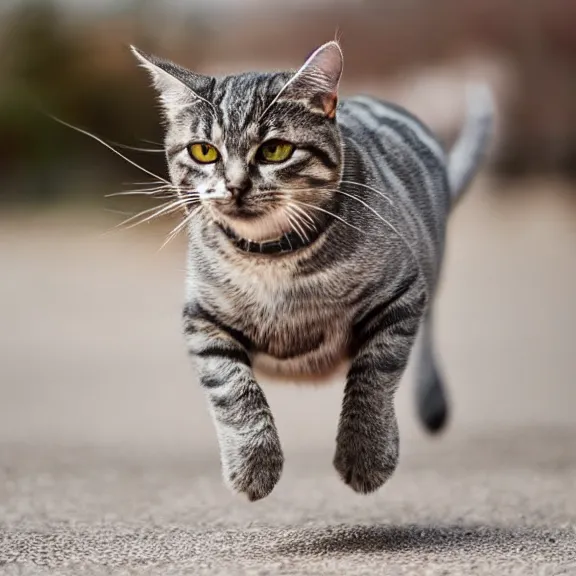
left=125, top=181, right=172, bottom=187
left=107, top=192, right=177, bottom=199
left=285, top=208, right=308, bottom=244
left=339, top=180, right=395, bottom=206
left=323, top=188, right=420, bottom=266
left=289, top=203, right=318, bottom=230
left=49, top=115, right=171, bottom=185
left=285, top=213, right=304, bottom=245
left=285, top=206, right=311, bottom=242
left=114, top=198, right=189, bottom=231
left=158, top=205, right=201, bottom=252
left=107, top=140, right=165, bottom=153
left=292, top=200, right=366, bottom=235
left=103, top=208, right=134, bottom=216
left=327, top=188, right=404, bottom=239
left=106, top=185, right=175, bottom=198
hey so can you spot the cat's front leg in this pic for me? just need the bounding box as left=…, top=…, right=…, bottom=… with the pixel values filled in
left=184, top=304, right=283, bottom=501
left=334, top=279, right=427, bottom=494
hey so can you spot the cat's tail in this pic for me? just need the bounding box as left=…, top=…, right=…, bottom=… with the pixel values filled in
left=414, top=312, right=448, bottom=434
left=447, top=83, right=495, bottom=203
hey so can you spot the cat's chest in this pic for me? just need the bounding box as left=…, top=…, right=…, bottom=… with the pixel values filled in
left=250, top=297, right=352, bottom=380
left=206, top=263, right=354, bottom=379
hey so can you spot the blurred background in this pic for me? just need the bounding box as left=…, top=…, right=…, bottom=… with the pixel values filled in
left=3, top=0, right=576, bottom=208
left=1, top=0, right=575, bottom=458
left=2, top=4, right=576, bottom=571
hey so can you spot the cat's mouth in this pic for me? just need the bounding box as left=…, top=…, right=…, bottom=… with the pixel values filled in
left=212, top=200, right=268, bottom=220
left=209, top=200, right=331, bottom=256
left=203, top=192, right=292, bottom=243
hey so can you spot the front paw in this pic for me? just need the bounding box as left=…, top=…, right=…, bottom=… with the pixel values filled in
left=221, top=424, right=284, bottom=502
left=333, top=416, right=399, bottom=494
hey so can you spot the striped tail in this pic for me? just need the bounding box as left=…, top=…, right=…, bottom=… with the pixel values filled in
left=447, top=83, right=495, bottom=203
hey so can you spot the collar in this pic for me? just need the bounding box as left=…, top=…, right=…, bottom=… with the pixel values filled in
left=217, top=222, right=324, bottom=255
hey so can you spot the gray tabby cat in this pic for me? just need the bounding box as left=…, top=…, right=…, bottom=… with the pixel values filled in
left=132, top=41, right=493, bottom=501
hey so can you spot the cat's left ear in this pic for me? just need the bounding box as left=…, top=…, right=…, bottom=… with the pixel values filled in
left=130, top=46, right=213, bottom=112
left=279, top=41, right=343, bottom=119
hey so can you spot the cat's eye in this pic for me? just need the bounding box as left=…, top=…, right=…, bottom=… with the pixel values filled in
left=258, top=140, right=295, bottom=163
left=189, top=142, right=220, bottom=164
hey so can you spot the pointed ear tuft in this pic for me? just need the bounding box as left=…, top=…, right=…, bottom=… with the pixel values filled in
left=280, top=41, right=343, bottom=118
left=130, top=46, right=212, bottom=112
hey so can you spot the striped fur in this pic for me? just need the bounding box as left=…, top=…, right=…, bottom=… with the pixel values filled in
left=133, top=42, right=493, bottom=500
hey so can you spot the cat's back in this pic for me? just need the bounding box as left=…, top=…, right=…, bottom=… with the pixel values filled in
left=337, top=95, right=452, bottom=286
left=338, top=95, right=446, bottom=173
left=338, top=96, right=449, bottom=201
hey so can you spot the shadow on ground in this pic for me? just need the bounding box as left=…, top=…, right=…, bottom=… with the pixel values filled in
left=274, top=523, right=564, bottom=557
left=2, top=522, right=570, bottom=566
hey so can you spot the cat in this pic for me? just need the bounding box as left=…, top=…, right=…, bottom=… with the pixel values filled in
left=131, top=41, right=493, bottom=501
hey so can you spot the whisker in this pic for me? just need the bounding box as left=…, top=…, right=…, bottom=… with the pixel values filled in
left=284, top=213, right=302, bottom=245
left=49, top=115, right=171, bottom=185
left=119, top=182, right=183, bottom=197
left=114, top=198, right=189, bottom=231
left=326, top=188, right=405, bottom=240
left=286, top=206, right=311, bottom=242
left=106, top=185, right=175, bottom=198
left=158, top=204, right=202, bottom=252
left=293, top=213, right=315, bottom=236
left=103, top=208, right=134, bottom=216
left=107, top=192, right=177, bottom=199
left=125, top=181, right=174, bottom=187
left=295, top=217, right=311, bottom=242
left=106, top=140, right=165, bottom=153
left=292, top=200, right=366, bottom=235
left=321, top=188, right=420, bottom=266
left=284, top=230, right=294, bottom=251
left=124, top=201, right=190, bottom=231
left=100, top=204, right=175, bottom=238
left=339, top=180, right=395, bottom=206
left=289, top=203, right=318, bottom=233
left=285, top=208, right=308, bottom=244
left=113, top=201, right=174, bottom=226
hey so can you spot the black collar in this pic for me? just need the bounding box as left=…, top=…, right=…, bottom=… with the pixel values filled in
left=217, top=222, right=324, bottom=255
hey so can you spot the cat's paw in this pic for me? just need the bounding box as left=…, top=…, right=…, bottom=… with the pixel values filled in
left=333, top=418, right=399, bottom=494
left=221, top=425, right=284, bottom=501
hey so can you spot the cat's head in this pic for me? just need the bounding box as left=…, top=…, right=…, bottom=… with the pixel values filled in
left=132, top=42, right=343, bottom=243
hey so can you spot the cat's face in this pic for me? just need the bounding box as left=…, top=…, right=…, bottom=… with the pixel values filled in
left=133, top=42, right=344, bottom=242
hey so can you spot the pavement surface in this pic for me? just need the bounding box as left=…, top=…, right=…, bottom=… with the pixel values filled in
left=1, top=178, right=576, bottom=575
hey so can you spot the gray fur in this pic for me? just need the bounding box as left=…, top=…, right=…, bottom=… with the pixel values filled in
left=133, top=42, right=493, bottom=500
left=447, top=84, right=495, bottom=201
left=414, top=312, right=448, bottom=433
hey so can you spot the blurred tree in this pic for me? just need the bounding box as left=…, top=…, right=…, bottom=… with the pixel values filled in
left=0, top=1, right=77, bottom=204
left=0, top=0, right=166, bottom=206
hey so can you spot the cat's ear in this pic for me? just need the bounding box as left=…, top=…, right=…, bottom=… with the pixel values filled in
left=278, top=41, right=343, bottom=118
left=130, top=46, right=212, bottom=111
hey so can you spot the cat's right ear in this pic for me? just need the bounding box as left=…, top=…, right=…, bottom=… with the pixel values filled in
left=130, top=46, right=213, bottom=112
left=274, top=41, right=343, bottom=119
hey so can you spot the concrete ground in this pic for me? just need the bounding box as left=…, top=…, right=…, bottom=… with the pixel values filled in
left=1, top=178, right=576, bottom=575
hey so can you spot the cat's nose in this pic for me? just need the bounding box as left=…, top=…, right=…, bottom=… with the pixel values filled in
left=226, top=179, right=252, bottom=199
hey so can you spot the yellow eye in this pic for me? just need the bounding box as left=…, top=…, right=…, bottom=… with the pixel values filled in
left=189, top=142, right=219, bottom=164
left=259, top=140, right=294, bottom=163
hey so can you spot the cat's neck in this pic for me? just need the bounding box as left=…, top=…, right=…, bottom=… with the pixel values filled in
left=215, top=220, right=325, bottom=255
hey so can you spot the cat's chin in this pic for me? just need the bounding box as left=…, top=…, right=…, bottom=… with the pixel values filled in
left=214, top=208, right=293, bottom=243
